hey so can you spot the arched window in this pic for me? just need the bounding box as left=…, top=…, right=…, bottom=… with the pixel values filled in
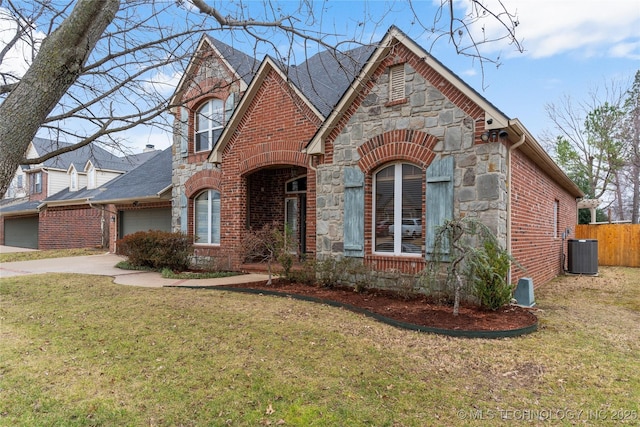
left=195, top=99, right=224, bottom=152
left=70, top=167, right=78, bottom=191
left=373, top=163, right=423, bottom=255
left=194, top=189, right=221, bottom=245
left=87, top=164, right=96, bottom=189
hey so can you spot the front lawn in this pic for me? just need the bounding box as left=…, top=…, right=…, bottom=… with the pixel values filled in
left=0, top=267, right=638, bottom=426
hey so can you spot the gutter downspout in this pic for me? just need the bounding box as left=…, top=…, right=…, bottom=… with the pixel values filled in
left=506, top=129, right=526, bottom=284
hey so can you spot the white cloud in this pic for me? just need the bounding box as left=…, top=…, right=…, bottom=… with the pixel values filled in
left=461, top=68, right=477, bottom=77
left=465, top=0, right=640, bottom=59
left=143, top=70, right=182, bottom=97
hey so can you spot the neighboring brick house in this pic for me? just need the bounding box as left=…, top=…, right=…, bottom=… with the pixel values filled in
left=171, top=26, right=584, bottom=288
left=0, top=138, right=165, bottom=249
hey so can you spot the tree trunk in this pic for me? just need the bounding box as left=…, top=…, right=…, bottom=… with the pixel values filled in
left=633, top=162, right=640, bottom=224
left=613, top=170, right=625, bottom=221
left=0, top=0, right=119, bottom=198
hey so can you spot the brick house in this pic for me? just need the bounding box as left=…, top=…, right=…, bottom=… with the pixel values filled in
left=0, top=138, right=166, bottom=249
left=171, top=26, right=584, bottom=288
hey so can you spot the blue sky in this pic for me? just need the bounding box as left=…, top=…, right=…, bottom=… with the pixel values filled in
left=2, top=1, right=639, bottom=152
left=159, top=0, right=640, bottom=152
left=267, top=0, right=639, bottom=142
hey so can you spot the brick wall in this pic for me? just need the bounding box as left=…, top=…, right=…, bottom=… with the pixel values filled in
left=173, top=62, right=320, bottom=269
left=38, top=205, right=106, bottom=249
left=218, top=69, right=320, bottom=267
left=510, top=148, right=578, bottom=286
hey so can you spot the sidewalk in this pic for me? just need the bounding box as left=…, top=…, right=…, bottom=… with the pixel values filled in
left=0, top=250, right=271, bottom=288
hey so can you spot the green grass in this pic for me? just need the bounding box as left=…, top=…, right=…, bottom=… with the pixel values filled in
left=160, top=268, right=241, bottom=280
left=0, top=247, right=104, bottom=263
left=0, top=267, right=638, bottom=426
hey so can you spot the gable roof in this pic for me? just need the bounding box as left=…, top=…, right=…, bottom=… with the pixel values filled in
left=29, top=137, right=141, bottom=173
left=287, top=44, right=376, bottom=117
left=42, top=147, right=172, bottom=207
left=91, top=147, right=172, bottom=203
left=208, top=56, right=326, bottom=164
left=304, top=26, right=582, bottom=198
left=170, top=35, right=261, bottom=108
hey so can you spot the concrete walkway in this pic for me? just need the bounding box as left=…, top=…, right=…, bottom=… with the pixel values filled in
left=0, top=248, right=271, bottom=288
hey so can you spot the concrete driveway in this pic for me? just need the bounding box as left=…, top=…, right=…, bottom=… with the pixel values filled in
left=0, top=248, right=270, bottom=288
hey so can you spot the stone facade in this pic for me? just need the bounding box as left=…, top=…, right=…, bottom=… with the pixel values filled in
left=315, top=44, right=509, bottom=276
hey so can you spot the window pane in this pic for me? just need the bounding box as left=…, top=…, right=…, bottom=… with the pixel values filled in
left=211, top=191, right=220, bottom=244
left=195, top=192, right=209, bottom=243
left=401, top=164, right=422, bottom=252
left=373, top=163, right=423, bottom=255
left=195, top=132, right=209, bottom=152
left=210, top=100, right=224, bottom=127
left=195, top=190, right=221, bottom=245
left=374, top=165, right=395, bottom=252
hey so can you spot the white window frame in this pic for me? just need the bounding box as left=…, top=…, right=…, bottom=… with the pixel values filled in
left=195, top=99, right=224, bottom=152
left=70, top=168, right=78, bottom=191
left=87, top=165, right=96, bottom=189
left=372, top=162, right=422, bottom=257
left=194, top=189, right=221, bottom=245
left=34, top=172, right=42, bottom=193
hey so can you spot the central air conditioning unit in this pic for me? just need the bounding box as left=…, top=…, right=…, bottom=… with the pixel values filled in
left=567, top=239, right=598, bottom=275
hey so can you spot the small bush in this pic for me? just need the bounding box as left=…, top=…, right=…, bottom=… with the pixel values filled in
left=472, top=239, right=514, bottom=310
left=316, top=257, right=370, bottom=290
left=116, top=230, right=193, bottom=271
left=287, top=258, right=317, bottom=286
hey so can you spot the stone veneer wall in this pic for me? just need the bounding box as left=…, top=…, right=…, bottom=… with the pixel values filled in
left=315, top=55, right=508, bottom=266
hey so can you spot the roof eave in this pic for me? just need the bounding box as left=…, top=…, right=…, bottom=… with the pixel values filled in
left=508, top=119, right=584, bottom=198
left=209, top=57, right=324, bottom=164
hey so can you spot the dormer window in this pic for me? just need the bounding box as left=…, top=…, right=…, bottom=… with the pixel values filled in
left=195, top=98, right=224, bottom=152
left=389, top=64, right=405, bottom=102
left=87, top=164, right=96, bottom=189
left=70, top=167, right=78, bottom=191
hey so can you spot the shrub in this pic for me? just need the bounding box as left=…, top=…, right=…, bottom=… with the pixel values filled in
left=286, top=258, right=318, bottom=286
left=116, top=230, right=193, bottom=271
left=316, top=257, right=371, bottom=290
left=472, top=239, right=514, bottom=310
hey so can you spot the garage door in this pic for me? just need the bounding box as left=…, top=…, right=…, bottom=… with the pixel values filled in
left=119, top=208, right=171, bottom=238
left=4, top=216, right=39, bottom=249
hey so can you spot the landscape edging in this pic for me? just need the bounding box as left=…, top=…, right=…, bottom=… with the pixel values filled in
left=170, top=284, right=538, bottom=339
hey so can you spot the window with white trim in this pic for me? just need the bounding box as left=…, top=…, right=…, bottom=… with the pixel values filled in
left=194, top=189, right=220, bottom=244
left=373, top=163, right=423, bottom=255
left=87, top=165, right=96, bottom=189
left=195, top=99, right=224, bottom=152
left=389, top=64, right=405, bottom=102
left=33, top=172, right=42, bottom=194
left=70, top=168, right=78, bottom=191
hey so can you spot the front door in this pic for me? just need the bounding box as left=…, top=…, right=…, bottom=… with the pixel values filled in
left=285, top=175, right=307, bottom=255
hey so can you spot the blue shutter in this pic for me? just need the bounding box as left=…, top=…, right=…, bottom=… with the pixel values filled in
left=344, top=167, right=365, bottom=257
left=180, top=193, right=188, bottom=233
left=180, top=107, right=188, bottom=158
left=426, top=156, right=454, bottom=260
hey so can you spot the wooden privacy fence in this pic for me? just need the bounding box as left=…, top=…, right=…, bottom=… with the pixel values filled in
left=575, top=224, right=640, bottom=268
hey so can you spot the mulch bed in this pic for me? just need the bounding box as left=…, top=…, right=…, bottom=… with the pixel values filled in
left=221, top=279, right=538, bottom=333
